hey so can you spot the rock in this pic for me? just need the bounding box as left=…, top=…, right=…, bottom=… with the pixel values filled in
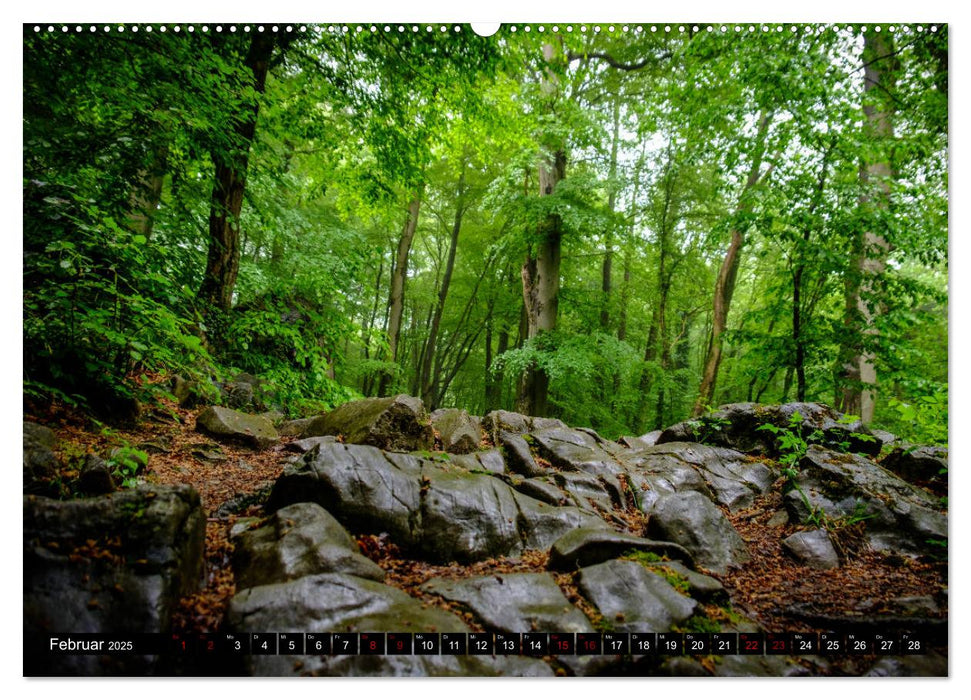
left=24, top=485, right=205, bottom=675
left=300, top=395, right=433, bottom=452
left=196, top=406, right=279, bottom=449
left=190, top=443, right=228, bottom=462
left=552, top=471, right=617, bottom=509
left=767, top=509, right=789, bottom=528
left=259, top=410, right=285, bottom=426
left=24, top=420, right=60, bottom=483
left=267, top=442, right=607, bottom=563
left=277, top=417, right=316, bottom=437
left=171, top=374, right=203, bottom=408
left=658, top=402, right=881, bottom=458
left=547, top=528, right=694, bottom=571
left=268, top=443, right=422, bottom=546
left=782, top=529, right=840, bottom=570
left=530, top=427, right=626, bottom=481
left=448, top=448, right=505, bottom=474
left=864, top=653, right=948, bottom=677
left=430, top=408, right=481, bottom=454
left=711, top=655, right=812, bottom=677
left=881, top=445, right=948, bottom=484
left=231, top=503, right=384, bottom=588
left=78, top=453, right=116, bottom=495
left=418, top=462, right=526, bottom=562
left=623, top=447, right=714, bottom=513
left=226, top=573, right=553, bottom=677
left=422, top=573, right=593, bottom=633
left=646, top=491, right=750, bottom=574
left=787, top=446, right=947, bottom=556
left=282, top=435, right=338, bottom=454
left=514, top=477, right=568, bottom=506
left=632, top=442, right=773, bottom=512
left=644, top=561, right=726, bottom=602
left=499, top=432, right=546, bottom=477
left=577, top=560, right=697, bottom=632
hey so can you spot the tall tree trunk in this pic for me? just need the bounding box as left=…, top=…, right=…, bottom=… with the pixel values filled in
left=198, top=33, right=275, bottom=312
left=692, top=110, right=771, bottom=416
left=420, top=162, right=467, bottom=409
left=379, top=194, right=422, bottom=396
left=839, top=32, right=896, bottom=424
left=518, top=43, right=565, bottom=417
left=362, top=255, right=386, bottom=396
left=600, top=98, right=621, bottom=331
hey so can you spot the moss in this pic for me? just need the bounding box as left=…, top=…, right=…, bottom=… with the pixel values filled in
left=620, top=549, right=665, bottom=564
left=677, top=614, right=722, bottom=635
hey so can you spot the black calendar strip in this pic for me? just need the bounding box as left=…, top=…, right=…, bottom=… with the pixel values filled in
left=33, top=631, right=935, bottom=657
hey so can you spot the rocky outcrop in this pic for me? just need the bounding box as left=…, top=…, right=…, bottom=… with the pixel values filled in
left=24, top=485, right=205, bottom=674
left=300, top=395, right=433, bottom=452
left=646, top=491, right=750, bottom=574
left=267, top=442, right=608, bottom=563
left=787, top=446, right=947, bottom=556
left=196, top=405, right=279, bottom=449
left=231, top=502, right=385, bottom=589
left=659, top=402, right=882, bottom=458
left=226, top=573, right=553, bottom=676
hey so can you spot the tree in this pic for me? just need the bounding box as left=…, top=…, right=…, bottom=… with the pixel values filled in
left=198, top=32, right=281, bottom=314
left=839, top=30, right=897, bottom=423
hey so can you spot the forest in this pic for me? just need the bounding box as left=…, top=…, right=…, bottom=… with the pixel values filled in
left=23, top=22, right=948, bottom=442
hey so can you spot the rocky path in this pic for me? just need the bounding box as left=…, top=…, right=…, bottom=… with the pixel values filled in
left=24, top=396, right=948, bottom=676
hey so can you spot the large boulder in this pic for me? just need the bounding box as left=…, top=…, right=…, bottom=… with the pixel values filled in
left=231, top=502, right=385, bottom=589
left=300, top=395, right=433, bottom=452
left=576, top=560, right=697, bottom=632
left=430, top=408, right=481, bottom=454
left=196, top=405, right=279, bottom=449
left=646, top=491, right=750, bottom=574
left=226, top=573, right=553, bottom=677
left=547, top=528, right=694, bottom=571
left=266, top=442, right=607, bottom=563
left=658, top=402, right=881, bottom=458
left=422, top=573, right=593, bottom=633
left=24, top=485, right=205, bottom=675
left=787, top=446, right=947, bottom=556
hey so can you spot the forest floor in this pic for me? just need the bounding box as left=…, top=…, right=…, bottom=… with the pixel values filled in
left=27, top=398, right=949, bottom=672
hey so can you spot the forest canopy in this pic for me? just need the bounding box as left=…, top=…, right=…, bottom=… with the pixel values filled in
left=22, top=23, right=948, bottom=443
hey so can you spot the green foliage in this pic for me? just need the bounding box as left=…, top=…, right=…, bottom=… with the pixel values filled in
left=885, top=388, right=948, bottom=446
left=106, top=446, right=149, bottom=489
left=22, top=24, right=947, bottom=444
left=756, top=410, right=822, bottom=470
left=23, top=182, right=212, bottom=412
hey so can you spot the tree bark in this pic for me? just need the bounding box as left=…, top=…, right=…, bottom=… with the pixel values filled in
left=518, top=43, right=565, bottom=417
left=198, top=33, right=276, bottom=312
left=839, top=32, right=896, bottom=424
left=378, top=194, right=422, bottom=396
left=600, top=98, right=621, bottom=331
left=692, top=110, right=771, bottom=416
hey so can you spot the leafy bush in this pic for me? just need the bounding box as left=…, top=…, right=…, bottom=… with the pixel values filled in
left=23, top=181, right=212, bottom=414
